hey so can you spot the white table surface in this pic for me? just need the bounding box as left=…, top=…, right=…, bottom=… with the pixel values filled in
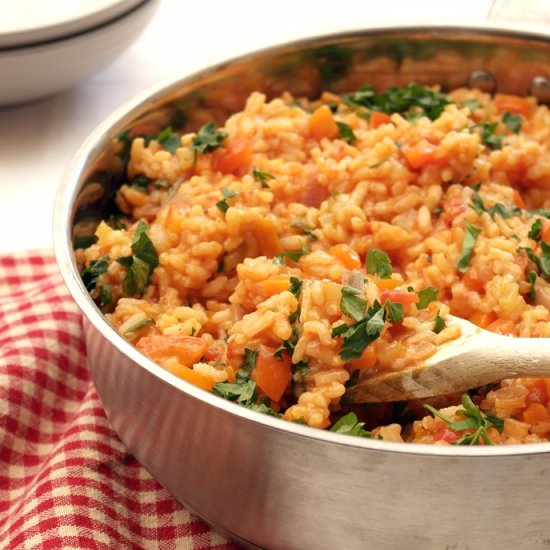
left=0, top=0, right=539, bottom=254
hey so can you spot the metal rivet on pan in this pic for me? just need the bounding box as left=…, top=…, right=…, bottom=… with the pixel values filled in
left=467, top=70, right=497, bottom=93
left=529, top=76, right=550, bottom=104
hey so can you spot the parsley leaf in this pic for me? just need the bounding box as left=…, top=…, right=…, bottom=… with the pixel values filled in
left=487, top=203, right=521, bottom=219
left=344, top=83, right=449, bottom=121
left=336, top=121, right=356, bottom=144
left=336, top=302, right=386, bottom=361
left=479, top=122, right=503, bottom=150
left=527, top=271, right=537, bottom=300
left=213, top=348, right=260, bottom=407
left=81, top=256, right=110, bottom=291
left=273, top=241, right=310, bottom=265
left=457, top=221, right=482, bottom=273
left=425, top=394, right=503, bottom=445
left=216, top=188, right=239, bottom=214
left=433, top=310, right=446, bottom=334
left=416, top=286, right=439, bottom=309
left=123, top=317, right=155, bottom=335
left=385, top=300, right=404, bottom=323
left=502, top=112, right=522, bottom=133
left=130, top=174, right=152, bottom=193
left=157, top=127, right=181, bottom=154
left=74, top=235, right=98, bottom=250
left=366, top=248, right=392, bottom=279
left=340, top=287, right=366, bottom=321
left=540, top=241, right=550, bottom=276
left=191, top=122, right=228, bottom=160
left=252, top=166, right=275, bottom=188
left=330, top=412, right=371, bottom=437
left=462, top=99, right=482, bottom=110
left=528, top=218, right=543, bottom=241
left=290, top=217, right=318, bottom=240
left=99, top=284, right=112, bottom=308
left=289, top=276, right=303, bottom=297
left=117, top=221, right=159, bottom=296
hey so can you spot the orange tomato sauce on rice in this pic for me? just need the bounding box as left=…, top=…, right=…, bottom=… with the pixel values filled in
left=77, top=84, right=550, bottom=445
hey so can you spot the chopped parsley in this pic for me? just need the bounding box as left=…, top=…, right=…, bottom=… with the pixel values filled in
left=98, top=284, right=112, bottom=308
left=424, top=394, right=504, bottom=445
left=212, top=348, right=280, bottom=415
left=73, top=235, right=97, bottom=249
left=366, top=248, right=392, bottom=279
left=433, top=310, right=446, bottom=334
left=252, top=166, right=275, bottom=188
left=479, top=122, right=503, bottom=150
left=191, top=122, right=227, bottom=161
left=130, top=174, right=152, bottom=193
left=274, top=327, right=299, bottom=361
left=81, top=255, right=110, bottom=291
left=385, top=300, right=404, bottom=323
left=273, top=241, right=310, bottom=265
left=461, top=99, right=482, bottom=110
left=330, top=412, right=371, bottom=437
left=290, top=217, right=318, bottom=240
left=527, top=271, right=537, bottom=300
left=416, top=286, right=439, bottom=309
left=344, top=83, right=449, bottom=121
left=116, top=221, right=159, bottom=296
left=502, top=112, right=522, bottom=133
left=123, top=317, right=155, bottom=335
left=216, top=188, right=239, bottom=214
left=457, top=221, right=482, bottom=273
left=528, top=218, right=543, bottom=241
left=340, top=286, right=367, bottom=321
left=333, top=301, right=386, bottom=361
left=289, top=276, right=303, bottom=297
left=488, top=203, right=522, bottom=219
left=336, top=121, right=356, bottom=144
left=157, top=126, right=181, bottom=154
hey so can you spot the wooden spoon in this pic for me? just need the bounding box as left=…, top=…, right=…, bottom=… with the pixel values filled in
left=348, top=315, right=550, bottom=403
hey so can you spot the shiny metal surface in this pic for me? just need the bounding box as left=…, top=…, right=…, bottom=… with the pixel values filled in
left=54, top=25, right=550, bottom=549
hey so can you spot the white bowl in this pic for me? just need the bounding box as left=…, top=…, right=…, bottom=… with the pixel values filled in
left=0, top=0, right=160, bottom=106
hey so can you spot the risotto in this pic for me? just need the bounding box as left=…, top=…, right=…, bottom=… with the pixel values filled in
left=77, top=83, right=550, bottom=445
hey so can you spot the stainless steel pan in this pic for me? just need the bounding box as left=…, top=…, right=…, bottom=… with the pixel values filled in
left=54, top=24, right=550, bottom=550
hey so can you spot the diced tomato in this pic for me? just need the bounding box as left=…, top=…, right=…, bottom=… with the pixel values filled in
left=166, top=364, right=215, bottom=391
left=541, top=220, right=550, bottom=243
left=329, top=243, right=362, bottom=270
left=521, top=403, right=549, bottom=425
left=251, top=345, right=292, bottom=402
left=301, top=181, right=330, bottom=208
left=525, top=379, right=549, bottom=407
left=494, top=94, right=533, bottom=117
left=433, top=426, right=461, bottom=444
left=462, top=270, right=486, bottom=294
left=380, top=288, right=419, bottom=305
left=402, top=139, right=446, bottom=170
left=468, top=310, right=497, bottom=329
left=512, top=189, right=526, bottom=210
left=440, top=197, right=467, bottom=222
left=261, top=275, right=290, bottom=296
left=211, top=138, right=252, bottom=176
left=136, top=334, right=208, bottom=366
left=485, top=318, right=516, bottom=336
left=309, top=105, right=339, bottom=140
left=253, top=218, right=282, bottom=258
left=371, top=111, right=391, bottom=128
left=226, top=339, right=244, bottom=367
left=348, top=345, right=377, bottom=370
left=203, top=347, right=221, bottom=362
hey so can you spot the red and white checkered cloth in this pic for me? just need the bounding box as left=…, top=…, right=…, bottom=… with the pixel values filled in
left=0, top=251, right=239, bottom=550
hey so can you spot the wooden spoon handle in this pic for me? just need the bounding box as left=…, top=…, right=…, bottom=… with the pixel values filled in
left=349, top=332, right=550, bottom=403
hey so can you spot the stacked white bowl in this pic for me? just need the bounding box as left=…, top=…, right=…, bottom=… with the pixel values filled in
left=0, top=0, right=161, bottom=106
